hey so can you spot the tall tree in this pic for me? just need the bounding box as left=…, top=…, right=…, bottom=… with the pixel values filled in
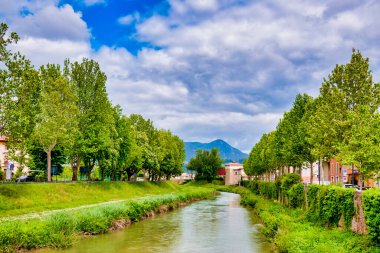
left=32, top=64, right=78, bottom=182
left=0, top=23, right=41, bottom=170
left=67, top=59, right=114, bottom=180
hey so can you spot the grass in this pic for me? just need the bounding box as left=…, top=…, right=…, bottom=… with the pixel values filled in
left=0, top=181, right=188, bottom=217
left=0, top=186, right=216, bottom=252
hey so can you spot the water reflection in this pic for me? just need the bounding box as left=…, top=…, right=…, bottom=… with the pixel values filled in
left=39, top=192, right=268, bottom=253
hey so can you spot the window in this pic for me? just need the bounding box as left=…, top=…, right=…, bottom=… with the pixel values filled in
left=330, top=163, right=334, bottom=176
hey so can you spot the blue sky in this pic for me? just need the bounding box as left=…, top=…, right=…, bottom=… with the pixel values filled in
left=1, top=0, right=380, bottom=152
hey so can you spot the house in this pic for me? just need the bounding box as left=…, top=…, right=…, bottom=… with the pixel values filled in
left=0, top=136, right=28, bottom=180
left=301, top=159, right=376, bottom=187
left=225, top=162, right=247, bottom=185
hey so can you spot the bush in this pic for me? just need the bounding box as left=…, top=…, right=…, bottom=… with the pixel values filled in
left=363, top=189, right=380, bottom=243
left=260, top=211, right=279, bottom=238
left=288, top=183, right=305, bottom=208
left=281, top=173, right=302, bottom=193
left=240, top=194, right=258, bottom=208
left=260, top=181, right=278, bottom=200
left=320, top=187, right=344, bottom=227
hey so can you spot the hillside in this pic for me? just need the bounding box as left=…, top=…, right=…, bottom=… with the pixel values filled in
left=184, top=139, right=248, bottom=163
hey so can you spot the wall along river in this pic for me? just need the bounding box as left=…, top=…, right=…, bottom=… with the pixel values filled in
left=39, top=192, right=270, bottom=253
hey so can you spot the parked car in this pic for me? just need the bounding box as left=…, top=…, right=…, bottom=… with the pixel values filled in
left=16, top=175, right=35, bottom=182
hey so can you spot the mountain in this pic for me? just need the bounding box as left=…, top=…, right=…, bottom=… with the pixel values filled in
left=184, top=139, right=248, bottom=164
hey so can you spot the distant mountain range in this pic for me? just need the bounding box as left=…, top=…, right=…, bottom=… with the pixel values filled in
left=184, top=139, right=248, bottom=164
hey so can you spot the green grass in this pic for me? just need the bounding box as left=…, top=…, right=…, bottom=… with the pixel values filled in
left=0, top=187, right=215, bottom=252
left=0, top=181, right=195, bottom=217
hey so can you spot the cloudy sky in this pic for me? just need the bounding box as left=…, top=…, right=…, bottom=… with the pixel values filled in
left=1, top=0, right=380, bottom=152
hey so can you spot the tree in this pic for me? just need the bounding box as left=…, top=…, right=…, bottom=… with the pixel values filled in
left=187, top=148, right=222, bottom=182
left=157, top=130, right=185, bottom=180
left=309, top=50, right=380, bottom=185
left=67, top=58, right=115, bottom=180
left=0, top=23, right=41, bottom=171
left=32, top=64, right=78, bottom=182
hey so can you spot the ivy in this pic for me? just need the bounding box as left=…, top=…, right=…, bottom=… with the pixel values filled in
left=288, top=183, right=305, bottom=208
left=363, top=190, right=380, bottom=243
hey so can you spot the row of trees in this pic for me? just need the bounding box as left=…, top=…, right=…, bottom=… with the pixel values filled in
left=245, top=49, right=380, bottom=183
left=0, top=23, right=185, bottom=181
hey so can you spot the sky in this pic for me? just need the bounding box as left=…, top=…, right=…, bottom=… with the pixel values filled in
left=1, top=0, right=380, bottom=153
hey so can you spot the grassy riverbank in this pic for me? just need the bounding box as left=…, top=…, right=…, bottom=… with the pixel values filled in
left=0, top=182, right=188, bottom=217
left=0, top=186, right=215, bottom=252
left=200, top=184, right=378, bottom=253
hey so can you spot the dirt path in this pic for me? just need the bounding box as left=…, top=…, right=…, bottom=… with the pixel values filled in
left=0, top=195, right=156, bottom=222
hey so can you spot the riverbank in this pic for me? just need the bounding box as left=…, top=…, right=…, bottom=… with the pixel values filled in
left=210, top=185, right=378, bottom=253
left=0, top=182, right=189, bottom=217
left=0, top=186, right=216, bottom=252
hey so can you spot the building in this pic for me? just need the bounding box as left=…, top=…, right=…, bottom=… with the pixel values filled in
left=0, top=136, right=28, bottom=180
left=301, top=159, right=376, bottom=187
left=225, top=162, right=247, bottom=185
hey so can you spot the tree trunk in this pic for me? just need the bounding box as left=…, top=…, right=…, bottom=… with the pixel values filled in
left=47, top=149, right=52, bottom=182
left=71, top=155, right=80, bottom=181
left=310, top=160, right=313, bottom=184
left=101, top=166, right=105, bottom=181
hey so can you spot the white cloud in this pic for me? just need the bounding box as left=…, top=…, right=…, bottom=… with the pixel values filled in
left=11, top=37, right=91, bottom=66
left=83, top=0, right=107, bottom=6
left=118, top=15, right=134, bottom=25
left=2, top=0, right=380, bottom=152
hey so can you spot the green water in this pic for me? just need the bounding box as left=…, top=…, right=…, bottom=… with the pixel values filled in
left=40, top=192, right=270, bottom=253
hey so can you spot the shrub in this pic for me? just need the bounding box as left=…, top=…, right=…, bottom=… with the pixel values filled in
left=260, top=210, right=279, bottom=238
left=363, top=189, right=380, bottom=243
left=260, top=181, right=278, bottom=200
left=240, top=194, right=258, bottom=208
left=320, top=187, right=343, bottom=227
left=281, top=173, right=302, bottom=193
left=288, top=183, right=305, bottom=208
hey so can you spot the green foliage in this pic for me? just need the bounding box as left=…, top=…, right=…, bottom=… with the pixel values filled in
left=240, top=194, right=258, bottom=208
left=260, top=210, right=279, bottom=238
left=281, top=173, right=302, bottom=192
left=363, top=189, right=380, bottom=243
left=187, top=148, right=223, bottom=182
left=259, top=181, right=278, bottom=200
left=288, top=183, right=305, bottom=208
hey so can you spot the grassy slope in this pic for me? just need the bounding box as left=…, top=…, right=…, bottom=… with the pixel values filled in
left=0, top=182, right=185, bottom=217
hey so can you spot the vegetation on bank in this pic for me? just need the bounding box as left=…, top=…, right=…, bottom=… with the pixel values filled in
left=0, top=186, right=215, bottom=252
left=0, top=181, right=194, bottom=218
left=207, top=183, right=377, bottom=253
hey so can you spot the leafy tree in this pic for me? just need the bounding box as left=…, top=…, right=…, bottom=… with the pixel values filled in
left=187, top=148, right=222, bottom=182
left=67, top=58, right=115, bottom=180
left=157, top=129, right=185, bottom=180
left=0, top=23, right=41, bottom=170
left=32, top=64, right=78, bottom=182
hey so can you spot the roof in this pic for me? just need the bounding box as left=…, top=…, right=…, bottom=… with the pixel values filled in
left=0, top=136, right=7, bottom=142
left=225, top=162, right=243, bottom=166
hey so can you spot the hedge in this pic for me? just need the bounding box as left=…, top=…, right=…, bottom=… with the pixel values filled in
left=243, top=176, right=357, bottom=230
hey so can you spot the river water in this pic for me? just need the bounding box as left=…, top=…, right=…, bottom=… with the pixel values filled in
left=40, top=192, right=269, bottom=253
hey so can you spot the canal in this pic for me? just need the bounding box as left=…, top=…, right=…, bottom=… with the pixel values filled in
left=40, top=192, right=269, bottom=253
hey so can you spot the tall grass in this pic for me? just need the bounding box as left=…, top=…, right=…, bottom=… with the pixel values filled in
left=0, top=188, right=215, bottom=252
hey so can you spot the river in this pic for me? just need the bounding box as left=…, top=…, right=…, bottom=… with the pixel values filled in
left=39, top=192, right=269, bottom=253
